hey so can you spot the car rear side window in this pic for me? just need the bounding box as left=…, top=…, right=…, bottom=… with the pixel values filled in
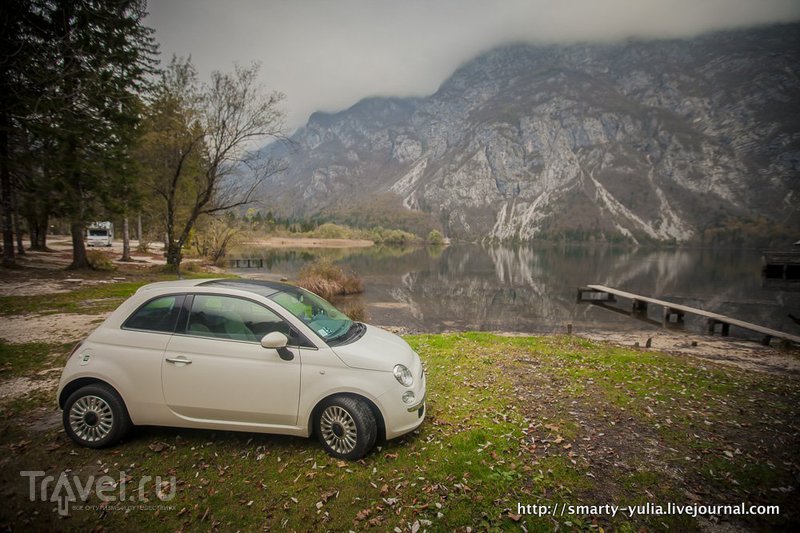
left=123, top=295, right=185, bottom=333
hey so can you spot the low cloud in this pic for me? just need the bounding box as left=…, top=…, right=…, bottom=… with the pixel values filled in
left=147, top=0, right=800, bottom=129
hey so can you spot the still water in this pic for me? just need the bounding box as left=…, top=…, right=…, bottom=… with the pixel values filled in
left=229, top=244, right=799, bottom=338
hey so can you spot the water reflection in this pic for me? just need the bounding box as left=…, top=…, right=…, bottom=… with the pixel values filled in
left=229, top=244, right=800, bottom=336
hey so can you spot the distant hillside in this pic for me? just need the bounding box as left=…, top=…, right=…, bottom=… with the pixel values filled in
left=258, top=24, right=800, bottom=244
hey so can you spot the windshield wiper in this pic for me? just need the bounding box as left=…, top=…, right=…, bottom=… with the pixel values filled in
left=327, top=322, right=359, bottom=344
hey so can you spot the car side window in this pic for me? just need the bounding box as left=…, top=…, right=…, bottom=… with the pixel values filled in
left=186, top=295, right=291, bottom=343
left=123, top=295, right=185, bottom=333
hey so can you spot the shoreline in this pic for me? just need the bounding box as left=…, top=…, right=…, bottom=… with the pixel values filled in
left=1, top=246, right=798, bottom=379
left=239, top=236, right=374, bottom=248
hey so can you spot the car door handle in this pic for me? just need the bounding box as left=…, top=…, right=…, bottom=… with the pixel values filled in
left=165, top=356, right=192, bottom=365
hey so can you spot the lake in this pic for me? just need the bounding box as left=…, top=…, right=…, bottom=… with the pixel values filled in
left=228, top=244, right=800, bottom=339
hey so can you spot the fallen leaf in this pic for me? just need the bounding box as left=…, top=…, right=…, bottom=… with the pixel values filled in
left=148, top=441, right=168, bottom=453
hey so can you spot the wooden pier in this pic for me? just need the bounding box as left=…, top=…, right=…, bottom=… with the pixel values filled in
left=762, top=251, right=800, bottom=280
left=228, top=258, right=265, bottom=269
left=577, top=284, right=800, bottom=347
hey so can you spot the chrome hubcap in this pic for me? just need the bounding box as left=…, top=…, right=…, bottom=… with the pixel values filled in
left=69, top=395, right=113, bottom=442
left=320, top=405, right=357, bottom=454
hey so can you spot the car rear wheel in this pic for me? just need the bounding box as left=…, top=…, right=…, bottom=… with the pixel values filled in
left=315, top=396, right=376, bottom=460
left=63, top=384, right=131, bottom=448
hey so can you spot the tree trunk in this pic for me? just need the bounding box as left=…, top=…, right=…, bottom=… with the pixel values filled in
left=67, top=220, right=89, bottom=269
left=13, top=201, right=24, bottom=255
left=137, top=212, right=142, bottom=241
left=165, top=240, right=182, bottom=277
left=121, top=215, right=131, bottom=261
left=11, top=180, right=24, bottom=255
left=27, top=215, right=38, bottom=250
left=28, top=212, right=48, bottom=251
left=0, top=113, right=14, bottom=267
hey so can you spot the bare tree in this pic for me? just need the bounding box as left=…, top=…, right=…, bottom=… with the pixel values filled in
left=140, top=58, right=285, bottom=271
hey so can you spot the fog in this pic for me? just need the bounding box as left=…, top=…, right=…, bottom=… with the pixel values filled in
left=146, top=0, right=800, bottom=130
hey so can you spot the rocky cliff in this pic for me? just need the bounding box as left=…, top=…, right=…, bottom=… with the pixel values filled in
left=259, top=24, right=800, bottom=243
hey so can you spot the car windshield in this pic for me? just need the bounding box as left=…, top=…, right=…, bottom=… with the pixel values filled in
left=269, top=286, right=352, bottom=343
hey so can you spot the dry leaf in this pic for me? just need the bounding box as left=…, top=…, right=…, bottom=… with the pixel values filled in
left=148, top=441, right=168, bottom=453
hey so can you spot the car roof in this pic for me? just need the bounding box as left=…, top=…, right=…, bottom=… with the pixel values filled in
left=198, top=278, right=292, bottom=298
left=135, top=279, right=211, bottom=293
left=135, top=278, right=298, bottom=298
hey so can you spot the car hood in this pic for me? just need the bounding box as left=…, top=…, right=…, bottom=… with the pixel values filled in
left=331, top=324, right=416, bottom=372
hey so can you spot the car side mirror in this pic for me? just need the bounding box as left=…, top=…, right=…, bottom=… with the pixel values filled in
left=261, top=332, right=288, bottom=349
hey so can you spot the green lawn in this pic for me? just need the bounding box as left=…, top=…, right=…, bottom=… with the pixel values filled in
left=1, top=332, right=798, bottom=531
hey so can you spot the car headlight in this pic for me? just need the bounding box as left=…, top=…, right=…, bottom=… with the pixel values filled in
left=393, top=364, right=414, bottom=387
left=402, top=391, right=416, bottom=404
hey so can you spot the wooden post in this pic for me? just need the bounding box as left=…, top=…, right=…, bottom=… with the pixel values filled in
left=662, top=307, right=685, bottom=327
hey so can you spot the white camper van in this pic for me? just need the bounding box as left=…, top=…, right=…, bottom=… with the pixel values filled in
left=87, top=222, right=113, bottom=247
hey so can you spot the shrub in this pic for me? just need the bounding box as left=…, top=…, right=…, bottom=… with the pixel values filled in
left=340, top=274, right=364, bottom=295
left=312, top=223, right=351, bottom=239
left=427, top=229, right=444, bottom=245
left=338, top=300, right=367, bottom=322
left=297, top=258, right=364, bottom=300
left=192, top=217, right=241, bottom=262
left=367, top=226, right=419, bottom=245
left=298, top=276, right=340, bottom=301
left=181, top=261, right=203, bottom=272
left=87, top=250, right=116, bottom=271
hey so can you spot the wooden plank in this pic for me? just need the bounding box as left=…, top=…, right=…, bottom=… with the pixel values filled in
left=585, top=284, right=800, bottom=345
left=577, top=287, right=615, bottom=302
left=763, top=251, right=800, bottom=265
left=587, top=285, right=727, bottom=319
left=714, top=315, right=798, bottom=342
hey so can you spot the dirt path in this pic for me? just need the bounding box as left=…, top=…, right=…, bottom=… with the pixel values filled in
left=0, top=313, right=108, bottom=344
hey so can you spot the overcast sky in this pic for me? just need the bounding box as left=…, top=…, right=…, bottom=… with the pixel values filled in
left=146, top=0, right=800, bottom=131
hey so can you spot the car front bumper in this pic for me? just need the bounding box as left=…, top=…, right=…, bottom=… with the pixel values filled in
left=381, top=370, right=426, bottom=440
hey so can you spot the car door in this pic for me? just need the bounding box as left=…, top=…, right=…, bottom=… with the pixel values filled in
left=161, top=294, right=301, bottom=427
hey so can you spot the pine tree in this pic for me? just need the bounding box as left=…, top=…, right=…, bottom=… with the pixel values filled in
left=44, top=0, right=157, bottom=269
left=0, top=0, right=49, bottom=265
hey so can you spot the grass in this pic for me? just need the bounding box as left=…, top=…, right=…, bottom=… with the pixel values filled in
left=1, top=331, right=798, bottom=530
left=0, top=342, right=69, bottom=378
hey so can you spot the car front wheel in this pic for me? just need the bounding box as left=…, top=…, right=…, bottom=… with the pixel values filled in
left=63, top=384, right=131, bottom=448
left=315, top=396, right=376, bottom=460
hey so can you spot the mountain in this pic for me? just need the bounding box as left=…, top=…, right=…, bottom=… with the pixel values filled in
left=258, top=24, right=800, bottom=244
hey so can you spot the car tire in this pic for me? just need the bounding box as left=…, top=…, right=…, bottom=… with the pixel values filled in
left=315, top=396, right=377, bottom=460
left=63, top=384, right=131, bottom=449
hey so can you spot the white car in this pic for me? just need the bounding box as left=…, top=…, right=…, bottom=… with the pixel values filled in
left=56, top=279, right=426, bottom=459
